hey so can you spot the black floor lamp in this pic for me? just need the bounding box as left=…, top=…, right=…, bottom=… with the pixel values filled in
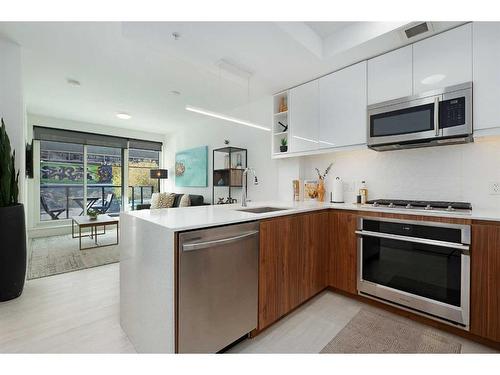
left=150, top=169, right=168, bottom=193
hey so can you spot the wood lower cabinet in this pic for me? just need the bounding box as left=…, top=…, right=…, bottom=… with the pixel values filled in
left=258, top=211, right=329, bottom=330
left=258, top=208, right=500, bottom=346
left=470, top=222, right=500, bottom=342
left=328, top=210, right=358, bottom=294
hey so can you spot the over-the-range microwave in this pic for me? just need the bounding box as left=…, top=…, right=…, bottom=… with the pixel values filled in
left=367, top=82, right=473, bottom=151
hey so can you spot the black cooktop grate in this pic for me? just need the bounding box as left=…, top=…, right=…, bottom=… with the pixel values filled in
left=366, top=199, right=472, bottom=210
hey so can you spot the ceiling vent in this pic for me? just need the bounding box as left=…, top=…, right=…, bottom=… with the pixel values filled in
left=400, top=22, right=434, bottom=41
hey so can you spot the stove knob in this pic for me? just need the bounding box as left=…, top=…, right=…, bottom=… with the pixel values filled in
left=405, top=204, right=412, bottom=209
left=373, top=202, right=379, bottom=207
left=388, top=203, right=395, bottom=208
left=425, top=204, right=432, bottom=210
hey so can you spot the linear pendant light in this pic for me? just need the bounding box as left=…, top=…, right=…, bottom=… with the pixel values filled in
left=185, top=105, right=271, bottom=132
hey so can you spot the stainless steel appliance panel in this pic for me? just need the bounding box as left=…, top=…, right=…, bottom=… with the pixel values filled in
left=367, top=82, right=472, bottom=150
left=356, top=217, right=470, bottom=328
left=178, top=222, right=259, bottom=353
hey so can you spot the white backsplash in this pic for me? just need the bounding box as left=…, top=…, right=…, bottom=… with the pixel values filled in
left=277, top=136, right=500, bottom=210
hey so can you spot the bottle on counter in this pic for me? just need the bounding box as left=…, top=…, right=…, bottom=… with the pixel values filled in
left=292, top=179, right=301, bottom=201
left=359, top=180, right=368, bottom=205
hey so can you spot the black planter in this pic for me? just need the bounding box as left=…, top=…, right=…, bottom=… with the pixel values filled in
left=0, top=203, right=26, bottom=302
left=280, top=145, right=288, bottom=152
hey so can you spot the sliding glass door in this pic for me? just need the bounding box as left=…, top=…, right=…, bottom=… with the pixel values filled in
left=34, top=126, right=163, bottom=223
left=39, top=141, right=85, bottom=221
left=127, top=148, right=160, bottom=210
left=86, top=145, right=123, bottom=216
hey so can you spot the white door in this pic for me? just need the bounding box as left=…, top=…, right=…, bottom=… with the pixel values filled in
left=473, top=22, right=500, bottom=132
left=413, top=23, right=472, bottom=94
left=319, top=61, right=367, bottom=149
left=289, top=80, right=319, bottom=153
left=367, top=45, right=413, bottom=105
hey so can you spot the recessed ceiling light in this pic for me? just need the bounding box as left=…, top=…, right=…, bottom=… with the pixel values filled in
left=66, top=78, right=81, bottom=87
left=171, top=90, right=181, bottom=96
left=116, top=112, right=131, bottom=120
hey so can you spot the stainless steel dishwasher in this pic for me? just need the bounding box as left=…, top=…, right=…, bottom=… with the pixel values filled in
left=178, top=221, right=259, bottom=353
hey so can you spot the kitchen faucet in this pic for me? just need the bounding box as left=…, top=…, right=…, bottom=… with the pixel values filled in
left=242, top=168, right=258, bottom=207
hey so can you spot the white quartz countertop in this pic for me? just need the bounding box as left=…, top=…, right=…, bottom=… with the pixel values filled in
left=122, top=200, right=500, bottom=232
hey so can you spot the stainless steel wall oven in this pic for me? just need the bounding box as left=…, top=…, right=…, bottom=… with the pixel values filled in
left=356, top=217, right=470, bottom=328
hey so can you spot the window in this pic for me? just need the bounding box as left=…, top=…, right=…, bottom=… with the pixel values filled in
left=35, top=127, right=163, bottom=221
left=39, top=141, right=84, bottom=221
left=86, top=145, right=123, bottom=215
left=128, top=148, right=160, bottom=210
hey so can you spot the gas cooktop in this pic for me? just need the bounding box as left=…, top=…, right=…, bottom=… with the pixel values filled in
left=365, top=199, right=472, bottom=213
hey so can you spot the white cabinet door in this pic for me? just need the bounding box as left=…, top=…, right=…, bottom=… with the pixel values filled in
left=413, top=23, right=472, bottom=94
left=473, top=22, right=500, bottom=132
left=319, top=61, right=367, bottom=148
left=289, top=80, right=319, bottom=153
left=368, top=45, right=413, bottom=105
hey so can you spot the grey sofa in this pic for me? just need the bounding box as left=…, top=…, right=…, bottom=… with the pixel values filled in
left=136, top=194, right=206, bottom=210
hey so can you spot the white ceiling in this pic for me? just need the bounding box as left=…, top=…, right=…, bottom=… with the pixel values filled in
left=0, top=21, right=464, bottom=135
left=305, top=22, right=354, bottom=38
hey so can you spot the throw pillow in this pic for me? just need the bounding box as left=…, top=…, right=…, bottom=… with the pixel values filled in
left=150, top=192, right=176, bottom=209
left=178, top=194, right=191, bottom=207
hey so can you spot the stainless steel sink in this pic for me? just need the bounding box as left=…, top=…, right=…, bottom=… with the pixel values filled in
left=236, top=206, right=290, bottom=214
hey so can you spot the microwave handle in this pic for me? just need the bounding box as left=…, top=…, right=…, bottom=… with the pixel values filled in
left=434, top=97, right=440, bottom=136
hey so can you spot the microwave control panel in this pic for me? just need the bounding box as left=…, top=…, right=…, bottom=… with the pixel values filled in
left=439, top=97, right=466, bottom=128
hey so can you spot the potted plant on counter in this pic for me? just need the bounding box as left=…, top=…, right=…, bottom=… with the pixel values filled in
left=0, top=118, right=26, bottom=302
left=280, top=137, right=288, bottom=153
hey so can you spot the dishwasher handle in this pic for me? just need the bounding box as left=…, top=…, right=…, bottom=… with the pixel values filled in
left=182, top=230, right=259, bottom=252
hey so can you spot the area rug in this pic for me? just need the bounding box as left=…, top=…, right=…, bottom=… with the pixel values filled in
left=28, top=231, right=120, bottom=280
left=320, top=307, right=462, bottom=353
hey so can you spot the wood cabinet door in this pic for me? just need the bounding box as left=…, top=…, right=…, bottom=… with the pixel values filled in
left=258, top=212, right=329, bottom=330
left=328, top=211, right=358, bottom=294
left=298, top=211, right=329, bottom=301
left=470, top=223, right=500, bottom=342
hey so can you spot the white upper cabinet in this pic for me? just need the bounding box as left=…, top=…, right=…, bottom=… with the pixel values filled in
left=367, top=45, right=413, bottom=105
left=473, top=22, right=500, bottom=132
left=413, top=23, right=472, bottom=94
left=289, top=80, right=319, bottom=153
left=319, top=61, right=367, bottom=149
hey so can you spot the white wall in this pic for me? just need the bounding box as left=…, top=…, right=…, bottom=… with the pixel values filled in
left=165, top=97, right=279, bottom=204
left=0, top=38, right=25, bottom=206
left=277, top=137, right=500, bottom=210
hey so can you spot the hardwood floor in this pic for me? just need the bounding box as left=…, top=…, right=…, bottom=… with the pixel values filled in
left=0, top=263, right=135, bottom=353
left=0, top=263, right=495, bottom=353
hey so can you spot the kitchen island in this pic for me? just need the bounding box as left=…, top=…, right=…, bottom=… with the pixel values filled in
left=120, top=201, right=500, bottom=353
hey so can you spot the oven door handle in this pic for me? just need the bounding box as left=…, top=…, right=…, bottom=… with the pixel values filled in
left=355, top=230, right=470, bottom=254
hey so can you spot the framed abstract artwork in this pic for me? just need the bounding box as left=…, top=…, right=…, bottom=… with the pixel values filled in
left=175, top=146, right=208, bottom=187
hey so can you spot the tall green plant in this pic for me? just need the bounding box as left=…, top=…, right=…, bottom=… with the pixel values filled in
left=0, top=118, right=19, bottom=207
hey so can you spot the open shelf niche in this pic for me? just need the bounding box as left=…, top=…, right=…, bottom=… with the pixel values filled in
left=272, top=91, right=290, bottom=156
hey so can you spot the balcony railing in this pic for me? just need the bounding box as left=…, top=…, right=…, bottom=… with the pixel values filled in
left=40, top=184, right=155, bottom=220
